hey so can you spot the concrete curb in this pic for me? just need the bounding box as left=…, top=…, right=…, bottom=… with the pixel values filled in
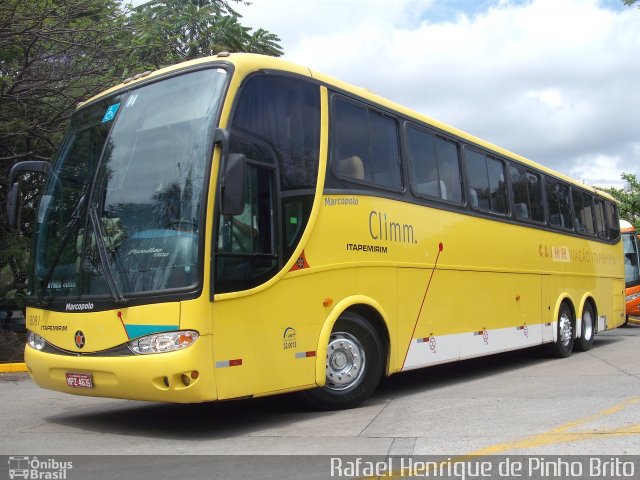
left=0, top=362, right=27, bottom=373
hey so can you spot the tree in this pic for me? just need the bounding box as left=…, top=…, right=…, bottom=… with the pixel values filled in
left=623, top=0, right=639, bottom=7
left=127, top=0, right=283, bottom=70
left=601, top=173, right=640, bottom=229
left=0, top=0, right=132, bottom=165
left=0, top=0, right=283, bottom=312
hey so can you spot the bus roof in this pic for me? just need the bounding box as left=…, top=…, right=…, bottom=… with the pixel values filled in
left=81, top=52, right=613, bottom=199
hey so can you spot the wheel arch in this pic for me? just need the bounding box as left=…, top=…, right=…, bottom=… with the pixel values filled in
left=314, top=295, right=391, bottom=387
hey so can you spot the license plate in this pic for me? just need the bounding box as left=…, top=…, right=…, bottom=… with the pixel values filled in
left=65, top=372, right=93, bottom=389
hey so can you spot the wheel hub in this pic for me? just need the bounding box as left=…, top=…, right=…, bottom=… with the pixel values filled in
left=559, top=312, right=573, bottom=346
left=583, top=311, right=593, bottom=341
left=325, top=332, right=366, bottom=391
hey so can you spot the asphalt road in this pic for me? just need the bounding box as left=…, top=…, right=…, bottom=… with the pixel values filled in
left=1, top=326, right=639, bottom=479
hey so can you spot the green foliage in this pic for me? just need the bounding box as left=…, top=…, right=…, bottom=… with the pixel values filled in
left=601, top=173, right=640, bottom=229
left=623, top=0, right=639, bottom=7
left=0, top=329, right=26, bottom=362
left=0, top=0, right=283, bottom=314
left=127, top=0, right=283, bottom=70
left=0, top=0, right=132, bottom=164
left=0, top=0, right=133, bottom=311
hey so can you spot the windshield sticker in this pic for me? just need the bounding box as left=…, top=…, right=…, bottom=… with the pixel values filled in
left=126, top=94, right=138, bottom=107
left=102, top=103, right=121, bottom=123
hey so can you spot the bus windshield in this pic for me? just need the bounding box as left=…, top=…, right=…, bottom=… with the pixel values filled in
left=32, top=68, right=228, bottom=302
left=623, top=230, right=640, bottom=286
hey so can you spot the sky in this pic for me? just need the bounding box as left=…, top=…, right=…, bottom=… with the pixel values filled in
left=226, top=0, right=640, bottom=189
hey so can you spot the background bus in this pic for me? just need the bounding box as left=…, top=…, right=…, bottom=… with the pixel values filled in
left=7, top=53, right=625, bottom=409
left=621, top=220, right=640, bottom=323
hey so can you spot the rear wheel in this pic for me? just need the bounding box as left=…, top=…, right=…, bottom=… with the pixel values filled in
left=550, top=302, right=574, bottom=358
left=304, top=311, right=384, bottom=410
left=574, top=303, right=595, bottom=352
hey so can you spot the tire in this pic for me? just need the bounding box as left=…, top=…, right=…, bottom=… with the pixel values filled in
left=574, top=303, right=595, bottom=352
left=304, top=311, right=384, bottom=410
left=549, top=302, right=574, bottom=358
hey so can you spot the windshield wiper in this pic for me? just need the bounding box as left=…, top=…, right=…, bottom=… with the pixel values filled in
left=38, top=192, right=87, bottom=305
left=89, top=207, right=126, bottom=304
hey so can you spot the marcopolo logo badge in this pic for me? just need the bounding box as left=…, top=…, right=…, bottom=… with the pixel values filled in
left=74, top=331, right=85, bottom=349
left=65, top=302, right=94, bottom=312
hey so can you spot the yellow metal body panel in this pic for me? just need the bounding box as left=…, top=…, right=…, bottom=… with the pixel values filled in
left=204, top=192, right=623, bottom=399
left=25, top=332, right=216, bottom=403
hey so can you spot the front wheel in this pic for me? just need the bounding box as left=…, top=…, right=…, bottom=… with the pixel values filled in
left=549, top=302, right=574, bottom=358
left=304, top=312, right=384, bottom=410
left=574, top=303, right=595, bottom=352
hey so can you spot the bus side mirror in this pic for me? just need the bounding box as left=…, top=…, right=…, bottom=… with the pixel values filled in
left=221, top=153, right=247, bottom=216
left=6, top=161, right=51, bottom=229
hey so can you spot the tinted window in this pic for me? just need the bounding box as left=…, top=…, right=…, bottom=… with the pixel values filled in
left=572, top=190, right=595, bottom=235
left=527, top=172, right=545, bottom=222
left=623, top=231, right=640, bottom=284
left=594, top=198, right=607, bottom=238
left=466, top=149, right=507, bottom=213
left=546, top=179, right=573, bottom=229
left=231, top=75, right=320, bottom=190
left=216, top=74, right=322, bottom=294
left=215, top=165, right=278, bottom=293
left=605, top=201, right=620, bottom=239
left=332, top=97, right=402, bottom=189
left=370, top=112, right=402, bottom=188
left=406, top=126, right=462, bottom=203
left=407, top=126, right=438, bottom=194
left=510, top=166, right=544, bottom=222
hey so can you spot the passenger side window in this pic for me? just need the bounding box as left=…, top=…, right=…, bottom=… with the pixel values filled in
left=510, top=166, right=544, bottom=222
left=215, top=165, right=278, bottom=293
left=230, top=75, right=320, bottom=190
left=332, top=97, right=402, bottom=189
left=605, top=201, right=620, bottom=240
left=406, top=126, right=462, bottom=203
left=546, top=178, right=573, bottom=229
left=572, top=190, right=595, bottom=235
left=466, top=149, right=508, bottom=214
left=594, top=198, right=607, bottom=238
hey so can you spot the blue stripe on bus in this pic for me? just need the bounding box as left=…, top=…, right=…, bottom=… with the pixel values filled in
left=125, top=324, right=178, bottom=339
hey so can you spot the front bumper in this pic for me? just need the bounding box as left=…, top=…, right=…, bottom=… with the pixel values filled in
left=25, top=334, right=217, bottom=403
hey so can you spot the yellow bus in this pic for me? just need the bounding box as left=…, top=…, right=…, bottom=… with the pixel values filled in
left=7, top=53, right=625, bottom=409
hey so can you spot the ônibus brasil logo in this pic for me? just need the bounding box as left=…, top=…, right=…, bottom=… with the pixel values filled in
left=8, top=456, right=73, bottom=479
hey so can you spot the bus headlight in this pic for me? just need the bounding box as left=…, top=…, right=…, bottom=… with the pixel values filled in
left=627, top=292, right=640, bottom=303
left=27, top=331, right=46, bottom=351
left=128, top=330, right=199, bottom=355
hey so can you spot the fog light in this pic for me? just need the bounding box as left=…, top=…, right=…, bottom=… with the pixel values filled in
left=181, top=374, right=191, bottom=386
left=27, top=331, right=46, bottom=351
